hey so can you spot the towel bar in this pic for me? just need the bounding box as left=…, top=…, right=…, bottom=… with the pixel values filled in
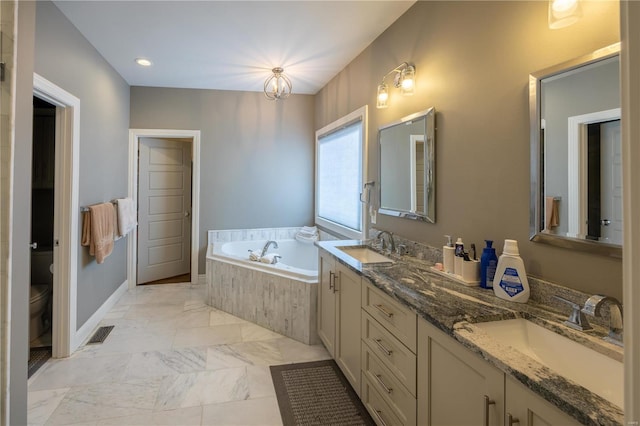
left=80, top=200, right=120, bottom=212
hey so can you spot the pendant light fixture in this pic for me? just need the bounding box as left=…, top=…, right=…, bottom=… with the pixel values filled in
left=548, top=0, right=582, bottom=29
left=264, top=67, right=292, bottom=100
left=376, top=62, right=416, bottom=109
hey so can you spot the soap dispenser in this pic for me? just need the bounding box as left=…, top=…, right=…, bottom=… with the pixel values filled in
left=443, top=235, right=455, bottom=274
left=479, top=240, right=498, bottom=289
left=493, top=239, right=530, bottom=303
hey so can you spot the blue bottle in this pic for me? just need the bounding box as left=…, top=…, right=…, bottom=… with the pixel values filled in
left=480, top=240, right=498, bottom=289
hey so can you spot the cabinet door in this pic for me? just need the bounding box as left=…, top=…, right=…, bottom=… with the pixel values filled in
left=317, top=250, right=336, bottom=357
left=505, top=376, right=581, bottom=426
left=335, top=262, right=362, bottom=395
left=417, top=318, right=504, bottom=426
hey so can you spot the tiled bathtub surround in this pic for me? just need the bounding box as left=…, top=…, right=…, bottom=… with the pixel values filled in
left=206, top=228, right=319, bottom=345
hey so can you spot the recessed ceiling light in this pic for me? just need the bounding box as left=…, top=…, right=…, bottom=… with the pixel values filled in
left=135, top=58, right=152, bottom=67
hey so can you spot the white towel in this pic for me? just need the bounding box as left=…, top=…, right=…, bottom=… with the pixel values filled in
left=296, top=226, right=318, bottom=243
left=260, top=254, right=280, bottom=264
left=248, top=250, right=261, bottom=261
left=116, top=197, right=137, bottom=237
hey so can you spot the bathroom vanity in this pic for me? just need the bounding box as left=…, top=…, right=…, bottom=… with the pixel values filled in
left=316, top=240, right=623, bottom=426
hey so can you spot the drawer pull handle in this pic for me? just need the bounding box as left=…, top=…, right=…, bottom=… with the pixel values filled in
left=507, top=413, right=520, bottom=426
left=484, top=395, right=495, bottom=426
left=332, top=272, right=338, bottom=293
left=329, top=271, right=334, bottom=290
left=374, top=304, right=394, bottom=318
left=374, top=338, right=393, bottom=356
left=375, top=374, right=393, bottom=394
left=374, top=409, right=389, bottom=426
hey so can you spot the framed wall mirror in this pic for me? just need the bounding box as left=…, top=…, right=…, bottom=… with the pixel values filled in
left=530, top=43, right=621, bottom=257
left=379, top=107, right=435, bottom=222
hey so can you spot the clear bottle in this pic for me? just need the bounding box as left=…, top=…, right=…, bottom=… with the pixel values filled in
left=492, top=239, right=530, bottom=303
left=443, top=235, right=455, bottom=274
left=480, top=240, right=498, bottom=289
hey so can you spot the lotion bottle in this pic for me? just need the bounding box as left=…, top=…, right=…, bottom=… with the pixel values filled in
left=493, top=239, right=530, bottom=303
left=479, top=240, right=498, bottom=289
left=443, top=235, right=455, bottom=274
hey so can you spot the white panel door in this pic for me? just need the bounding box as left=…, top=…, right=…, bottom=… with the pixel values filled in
left=600, top=120, right=622, bottom=245
left=137, top=137, right=192, bottom=284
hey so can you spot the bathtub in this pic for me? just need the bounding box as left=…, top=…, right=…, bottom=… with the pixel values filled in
left=206, top=233, right=319, bottom=345
left=212, top=239, right=318, bottom=283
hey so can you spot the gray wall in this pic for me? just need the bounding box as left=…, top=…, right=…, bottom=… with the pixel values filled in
left=11, top=3, right=35, bottom=423
left=130, top=87, right=315, bottom=273
left=34, top=1, right=130, bottom=326
left=316, top=1, right=622, bottom=298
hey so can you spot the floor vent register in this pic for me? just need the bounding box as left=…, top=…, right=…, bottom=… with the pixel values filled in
left=87, top=325, right=115, bottom=344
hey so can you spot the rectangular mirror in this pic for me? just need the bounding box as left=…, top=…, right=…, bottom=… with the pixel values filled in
left=379, top=107, right=435, bottom=222
left=530, top=43, right=621, bottom=257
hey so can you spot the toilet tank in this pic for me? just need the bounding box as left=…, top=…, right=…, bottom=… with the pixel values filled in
left=31, top=249, right=53, bottom=285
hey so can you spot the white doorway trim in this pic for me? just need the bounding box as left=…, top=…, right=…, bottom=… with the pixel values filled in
left=33, top=73, right=80, bottom=358
left=566, top=107, right=620, bottom=239
left=128, top=129, right=201, bottom=289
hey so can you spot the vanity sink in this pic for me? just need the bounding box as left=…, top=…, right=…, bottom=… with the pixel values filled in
left=475, top=318, right=623, bottom=408
left=337, top=246, right=394, bottom=265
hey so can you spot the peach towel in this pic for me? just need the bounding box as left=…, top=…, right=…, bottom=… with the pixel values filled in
left=81, top=202, right=116, bottom=264
left=545, top=196, right=559, bottom=230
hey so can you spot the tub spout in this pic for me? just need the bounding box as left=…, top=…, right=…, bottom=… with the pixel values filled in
left=260, top=240, right=279, bottom=258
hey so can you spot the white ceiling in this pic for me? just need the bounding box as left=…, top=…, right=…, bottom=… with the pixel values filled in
left=53, top=1, right=416, bottom=95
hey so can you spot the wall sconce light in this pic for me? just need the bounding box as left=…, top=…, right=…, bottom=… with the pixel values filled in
left=376, top=62, right=416, bottom=109
left=264, top=67, right=292, bottom=100
left=548, top=0, right=582, bottom=29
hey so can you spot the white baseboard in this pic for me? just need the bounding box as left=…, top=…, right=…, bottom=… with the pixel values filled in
left=197, top=274, right=206, bottom=286
left=71, top=280, right=129, bottom=352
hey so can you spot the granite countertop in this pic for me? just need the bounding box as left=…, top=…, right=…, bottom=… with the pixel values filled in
left=316, top=239, right=624, bottom=426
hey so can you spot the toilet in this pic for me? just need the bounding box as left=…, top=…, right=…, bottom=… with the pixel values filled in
left=30, top=250, right=53, bottom=343
left=30, top=284, right=51, bottom=341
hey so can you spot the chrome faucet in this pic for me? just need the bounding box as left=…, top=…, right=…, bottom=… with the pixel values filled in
left=553, top=296, right=592, bottom=331
left=260, top=240, right=279, bottom=258
left=581, top=294, right=623, bottom=346
left=376, top=230, right=396, bottom=254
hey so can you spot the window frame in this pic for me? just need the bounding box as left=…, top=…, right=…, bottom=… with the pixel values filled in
left=315, top=105, right=368, bottom=240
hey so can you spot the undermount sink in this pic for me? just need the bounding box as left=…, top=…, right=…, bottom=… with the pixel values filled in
left=475, top=318, right=623, bottom=408
left=337, top=246, right=394, bottom=265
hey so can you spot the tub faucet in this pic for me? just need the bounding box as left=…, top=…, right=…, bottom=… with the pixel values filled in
left=376, top=231, right=396, bottom=254
left=581, top=294, right=623, bottom=346
left=260, top=240, right=279, bottom=258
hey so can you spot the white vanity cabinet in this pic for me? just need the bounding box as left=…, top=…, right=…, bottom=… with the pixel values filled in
left=361, top=280, right=418, bottom=426
left=417, top=318, right=581, bottom=426
left=505, top=376, right=581, bottom=426
left=317, top=250, right=362, bottom=394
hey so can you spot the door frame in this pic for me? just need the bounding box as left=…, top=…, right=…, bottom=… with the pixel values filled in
left=566, top=108, right=620, bottom=239
left=33, top=73, right=80, bottom=358
left=128, top=129, right=200, bottom=289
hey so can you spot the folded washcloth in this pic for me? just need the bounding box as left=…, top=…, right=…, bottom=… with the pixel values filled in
left=295, top=233, right=318, bottom=244
left=301, top=226, right=318, bottom=234
left=248, top=250, right=261, bottom=261
left=260, top=254, right=280, bottom=264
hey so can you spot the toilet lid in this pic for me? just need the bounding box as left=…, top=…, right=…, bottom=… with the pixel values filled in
left=30, top=284, right=50, bottom=302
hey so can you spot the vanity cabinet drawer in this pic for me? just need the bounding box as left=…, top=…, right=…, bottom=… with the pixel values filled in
left=362, top=312, right=416, bottom=395
left=362, top=374, right=406, bottom=426
left=362, top=280, right=417, bottom=352
left=362, top=345, right=417, bottom=424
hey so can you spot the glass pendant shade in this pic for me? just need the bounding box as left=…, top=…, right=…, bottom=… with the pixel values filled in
left=400, top=65, right=415, bottom=96
left=548, top=0, right=582, bottom=29
left=377, top=83, right=389, bottom=109
left=264, top=67, right=292, bottom=100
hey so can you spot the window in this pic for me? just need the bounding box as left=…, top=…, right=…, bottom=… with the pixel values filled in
left=315, top=106, right=368, bottom=239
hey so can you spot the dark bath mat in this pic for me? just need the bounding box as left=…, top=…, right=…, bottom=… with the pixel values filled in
left=270, top=359, right=375, bottom=426
left=28, top=346, right=52, bottom=378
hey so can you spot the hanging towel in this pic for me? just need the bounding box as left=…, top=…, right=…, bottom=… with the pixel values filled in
left=545, top=196, right=560, bottom=231
left=81, top=202, right=116, bottom=264
left=116, top=197, right=137, bottom=237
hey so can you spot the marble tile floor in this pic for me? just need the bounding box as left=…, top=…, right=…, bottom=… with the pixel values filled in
left=28, top=282, right=331, bottom=426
